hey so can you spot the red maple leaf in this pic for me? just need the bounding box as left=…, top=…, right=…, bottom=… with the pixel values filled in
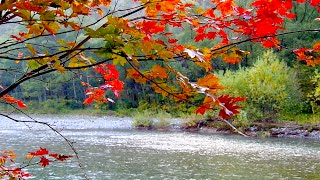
left=29, top=147, right=49, bottom=156
left=217, top=95, right=246, bottom=119
left=196, top=105, right=209, bottom=115
left=49, top=154, right=73, bottom=161
left=139, top=20, right=165, bottom=35
left=168, top=38, right=178, bottom=43
left=39, top=156, right=50, bottom=167
left=10, top=35, right=22, bottom=41
left=194, top=33, right=206, bottom=42
left=17, top=100, right=27, bottom=108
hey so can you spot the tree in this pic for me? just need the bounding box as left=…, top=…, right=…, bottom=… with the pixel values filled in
left=0, top=0, right=319, bottom=179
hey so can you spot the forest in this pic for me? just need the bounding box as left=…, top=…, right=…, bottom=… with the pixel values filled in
left=1, top=0, right=319, bottom=126
left=0, top=0, right=320, bottom=179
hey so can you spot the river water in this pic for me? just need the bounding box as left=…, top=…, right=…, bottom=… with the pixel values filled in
left=0, top=115, right=319, bottom=180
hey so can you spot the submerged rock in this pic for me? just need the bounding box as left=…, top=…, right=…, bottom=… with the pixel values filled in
left=309, top=131, right=320, bottom=139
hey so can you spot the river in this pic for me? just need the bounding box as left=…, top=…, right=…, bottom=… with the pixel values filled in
left=0, top=115, right=319, bottom=179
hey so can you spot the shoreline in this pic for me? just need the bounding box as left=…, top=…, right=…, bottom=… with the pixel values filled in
left=137, top=122, right=320, bottom=139
left=3, top=112, right=320, bottom=139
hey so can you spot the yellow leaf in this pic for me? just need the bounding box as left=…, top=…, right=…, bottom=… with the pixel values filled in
left=15, top=10, right=31, bottom=20
left=25, top=44, right=37, bottom=55
left=57, top=39, right=66, bottom=45
left=0, top=158, right=6, bottom=165
left=28, top=24, right=43, bottom=36
left=54, top=63, right=66, bottom=73
left=131, top=57, right=139, bottom=67
left=43, top=22, right=60, bottom=34
left=44, top=49, right=50, bottom=56
left=68, top=57, right=87, bottom=68
left=112, top=55, right=126, bottom=66
left=157, top=50, right=175, bottom=60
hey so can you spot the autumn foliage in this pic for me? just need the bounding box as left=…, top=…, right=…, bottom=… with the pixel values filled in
left=1, top=148, right=72, bottom=179
left=1, top=0, right=319, bottom=118
left=0, top=0, right=320, bottom=177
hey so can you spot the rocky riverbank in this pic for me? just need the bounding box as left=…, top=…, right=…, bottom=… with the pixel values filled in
left=140, top=120, right=320, bottom=139
left=245, top=123, right=320, bottom=139
left=192, top=123, right=320, bottom=139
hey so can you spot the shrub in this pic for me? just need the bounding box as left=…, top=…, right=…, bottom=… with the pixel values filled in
left=308, top=70, right=320, bottom=114
left=132, top=109, right=173, bottom=128
left=132, top=110, right=154, bottom=128
left=216, top=51, right=302, bottom=119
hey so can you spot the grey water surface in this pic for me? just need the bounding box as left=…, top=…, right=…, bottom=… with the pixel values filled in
left=0, top=115, right=319, bottom=180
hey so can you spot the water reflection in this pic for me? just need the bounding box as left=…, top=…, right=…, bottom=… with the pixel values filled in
left=0, top=115, right=319, bottom=179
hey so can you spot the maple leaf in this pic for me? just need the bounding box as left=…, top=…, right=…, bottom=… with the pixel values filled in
left=203, top=9, right=215, bottom=18
left=313, top=42, right=320, bottom=51
left=138, top=21, right=165, bottom=36
left=15, top=2, right=44, bottom=12
left=195, top=105, right=207, bottom=115
left=261, top=38, right=280, bottom=48
left=168, top=38, right=178, bottom=43
left=216, top=95, right=246, bottom=119
left=184, top=48, right=205, bottom=62
left=151, top=65, right=167, bottom=79
left=207, top=32, right=216, bottom=40
left=10, top=35, right=22, bottom=41
left=49, top=154, right=73, bottom=161
left=293, top=47, right=308, bottom=60
left=126, top=68, right=147, bottom=84
left=71, top=2, right=90, bottom=15
left=223, top=54, right=241, bottom=64
left=16, top=100, right=27, bottom=108
left=194, top=33, right=206, bottom=42
left=105, top=79, right=124, bottom=91
left=213, top=0, right=235, bottom=15
left=83, top=96, right=94, bottom=104
left=29, top=147, right=49, bottom=156
left=197, top=74, right=223, bottom=94
left=39, top=156, right=50, bottom=167
left=196, top=96, right=215, bottom=115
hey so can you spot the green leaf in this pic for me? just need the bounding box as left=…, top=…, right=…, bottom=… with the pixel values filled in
left=112, top=54, right=126, bottom=66
left=123, top=44, right=134, bottom=55
left=28, top=60, right=42, bottom=69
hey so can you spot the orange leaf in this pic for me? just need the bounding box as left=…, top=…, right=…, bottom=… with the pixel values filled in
left=151, top=65, right=167, bottom=79
left=97, top=8, right=103, bottom=17
left=197, top=74, right=223, bottom=94
left=83, top=96, right=94, bottom=104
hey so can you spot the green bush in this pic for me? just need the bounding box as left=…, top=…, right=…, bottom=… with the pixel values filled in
left=308, top=70, right=320, bottom=114
left=152, top=110, right=172, bottom=128
left=216, top=51, right=302, bottom=120
left=132, top=109, right=173, bottom=128
left=132, top=110, right=154, bottom=127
